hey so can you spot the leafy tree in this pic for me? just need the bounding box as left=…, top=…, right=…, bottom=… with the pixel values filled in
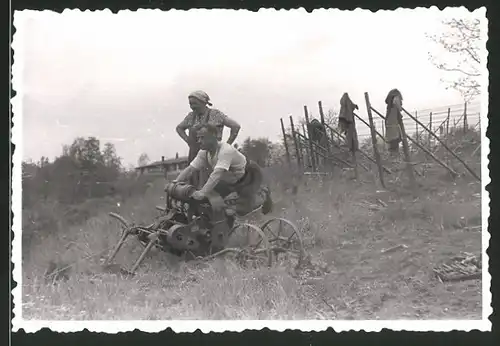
left=38, top=156, right=50, bottom=168
left=241, top=137, right=273, bottom=167
left=427, top=17, right=482, bottom=101
left=323, top=108, right=339, bottom=129
left=267, top=142, right=287, bottom=165
left=22, top=161, right=39, bottom=207
left=102, top=142, right=121, bottom=168
left=49, top=154, right=81, bottom=203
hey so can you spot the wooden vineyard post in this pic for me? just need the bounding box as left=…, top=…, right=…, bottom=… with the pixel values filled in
left=446, top=108, right=450, bottom=137
left=303, top=106, right=317, bottom=172
left=318, top=101, right=331, bottom=167
left=402, top=108, right=481, bottom=181
left=349, top=121, right=358, bottom=179
left=406, top=134, right=458, bottom=178
left=301, top=124, right=310, bottom=169
left=364, top=92, right=385, bottom=188
left=369, top=106, right=455, bottom=179
left=445, top=108, right=450, bottom=164
left=378, top=119, right=385, bottom=156
left=415, top=111, right=418, bottom=141
left=298, top=128, right=305, bottom=166
left=428, top=112, right=433, bottom=148
left=464, top=102, right=468, bottom=134
left=280, top=118, right=291, bottom=165
left=397, top=110, right=417, bottom=190
left=289, top=116, right=302, bottom=171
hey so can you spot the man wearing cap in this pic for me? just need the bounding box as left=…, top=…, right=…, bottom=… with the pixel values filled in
left=176, top=90, right=241, bottom=188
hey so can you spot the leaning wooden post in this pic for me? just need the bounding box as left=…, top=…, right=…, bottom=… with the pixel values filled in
left=318, top=101, right=331, bottom=166
left=298, top=127, right=306, bottom=165
left=280, top=118, right=291, bottom=165
left=406, top=135, right=458, bottom=178
left=369, top=108, right=445, bottom=178
left=446, top=108, right=450, bottom=164
left=471, top=143, right=481, bottom=157
left=303, top=106, right=317, bottom=172
left=364, top=92, right=385, bottom=188
left=415, top=111, right=418, bottom=141
left=301, top=123, right=309, bottom=168
left=348, top=122, right=358, bottom=179
left=289, top=116, right=302, bottom=171
left=397, top=109, right=417, bottom=190
left=446, top=108, right=451, bottom=136
left=402, top=108, right=481, bottom=181
left=463, top=102, right=468, bottom=134
left=428, top=112, right=433, bottom=148
left=296, top=132, right=355, bottom=169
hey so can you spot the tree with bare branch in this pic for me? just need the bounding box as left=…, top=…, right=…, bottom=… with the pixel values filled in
left=427, top=17, right=482, bottom=101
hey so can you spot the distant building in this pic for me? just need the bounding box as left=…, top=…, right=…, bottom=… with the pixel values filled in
left=135, top=153, right=189, bottom=176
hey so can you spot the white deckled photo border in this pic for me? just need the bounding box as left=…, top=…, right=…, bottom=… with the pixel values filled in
left=11, top=6, right=492, bottom=334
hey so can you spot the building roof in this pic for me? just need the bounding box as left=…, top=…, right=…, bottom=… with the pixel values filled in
left=135, top=156, right=189, bottom=169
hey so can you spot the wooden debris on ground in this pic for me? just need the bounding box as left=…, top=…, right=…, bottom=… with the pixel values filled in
left=432, top=252, right=481, bottom=282
left=354, top=200, right=387, bottom=212
left=381, top=244, right=408, bottom=254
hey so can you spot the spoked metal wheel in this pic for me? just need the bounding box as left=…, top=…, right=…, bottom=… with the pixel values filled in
left=214, top=222, right=272, bottom=267
left=259, top=218, right=305, bottom=268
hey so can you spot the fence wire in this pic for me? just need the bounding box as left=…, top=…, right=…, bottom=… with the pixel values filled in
left=282, top=98, right=482, bottom=183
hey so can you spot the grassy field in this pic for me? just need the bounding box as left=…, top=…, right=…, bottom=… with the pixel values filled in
left=21, top=140, right=483, bottom=320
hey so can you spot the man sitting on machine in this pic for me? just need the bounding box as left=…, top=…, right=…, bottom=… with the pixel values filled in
left=173, top=123, right=274, bottom=217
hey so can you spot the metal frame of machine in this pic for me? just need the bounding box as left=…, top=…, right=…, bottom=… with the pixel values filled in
left=104, top=182, right=305, bottom=274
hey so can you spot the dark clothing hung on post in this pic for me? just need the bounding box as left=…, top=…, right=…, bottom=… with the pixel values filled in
left=308, top=119, right=325, bottom=144
left=338, top=93, right=359, bottom=152
left=384, top=89, right=404, bottom=152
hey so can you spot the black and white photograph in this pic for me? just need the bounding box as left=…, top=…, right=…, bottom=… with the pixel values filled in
left=11, top=6, right=490, bottom=333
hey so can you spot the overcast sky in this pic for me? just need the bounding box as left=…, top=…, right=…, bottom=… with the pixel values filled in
left=13, top=7, right=487, bottom=167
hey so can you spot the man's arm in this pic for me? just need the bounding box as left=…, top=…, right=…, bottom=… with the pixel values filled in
left=198, top=168, right=225, bottom=195
left=175, top=165, right=196, bottom=182
left=175, top=150, right=206, bottom=182
left=198, top=147, right=232, bottom=195
left=222, top=115, right=241, bottom=145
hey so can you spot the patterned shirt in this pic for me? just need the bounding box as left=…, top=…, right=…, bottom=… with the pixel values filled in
left=178, top=108, right=229, bottom=141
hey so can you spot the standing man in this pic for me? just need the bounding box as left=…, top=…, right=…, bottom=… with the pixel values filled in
left=176, top=90, right=241, bottom=187
left=174, top=124, right=273, bottom=217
